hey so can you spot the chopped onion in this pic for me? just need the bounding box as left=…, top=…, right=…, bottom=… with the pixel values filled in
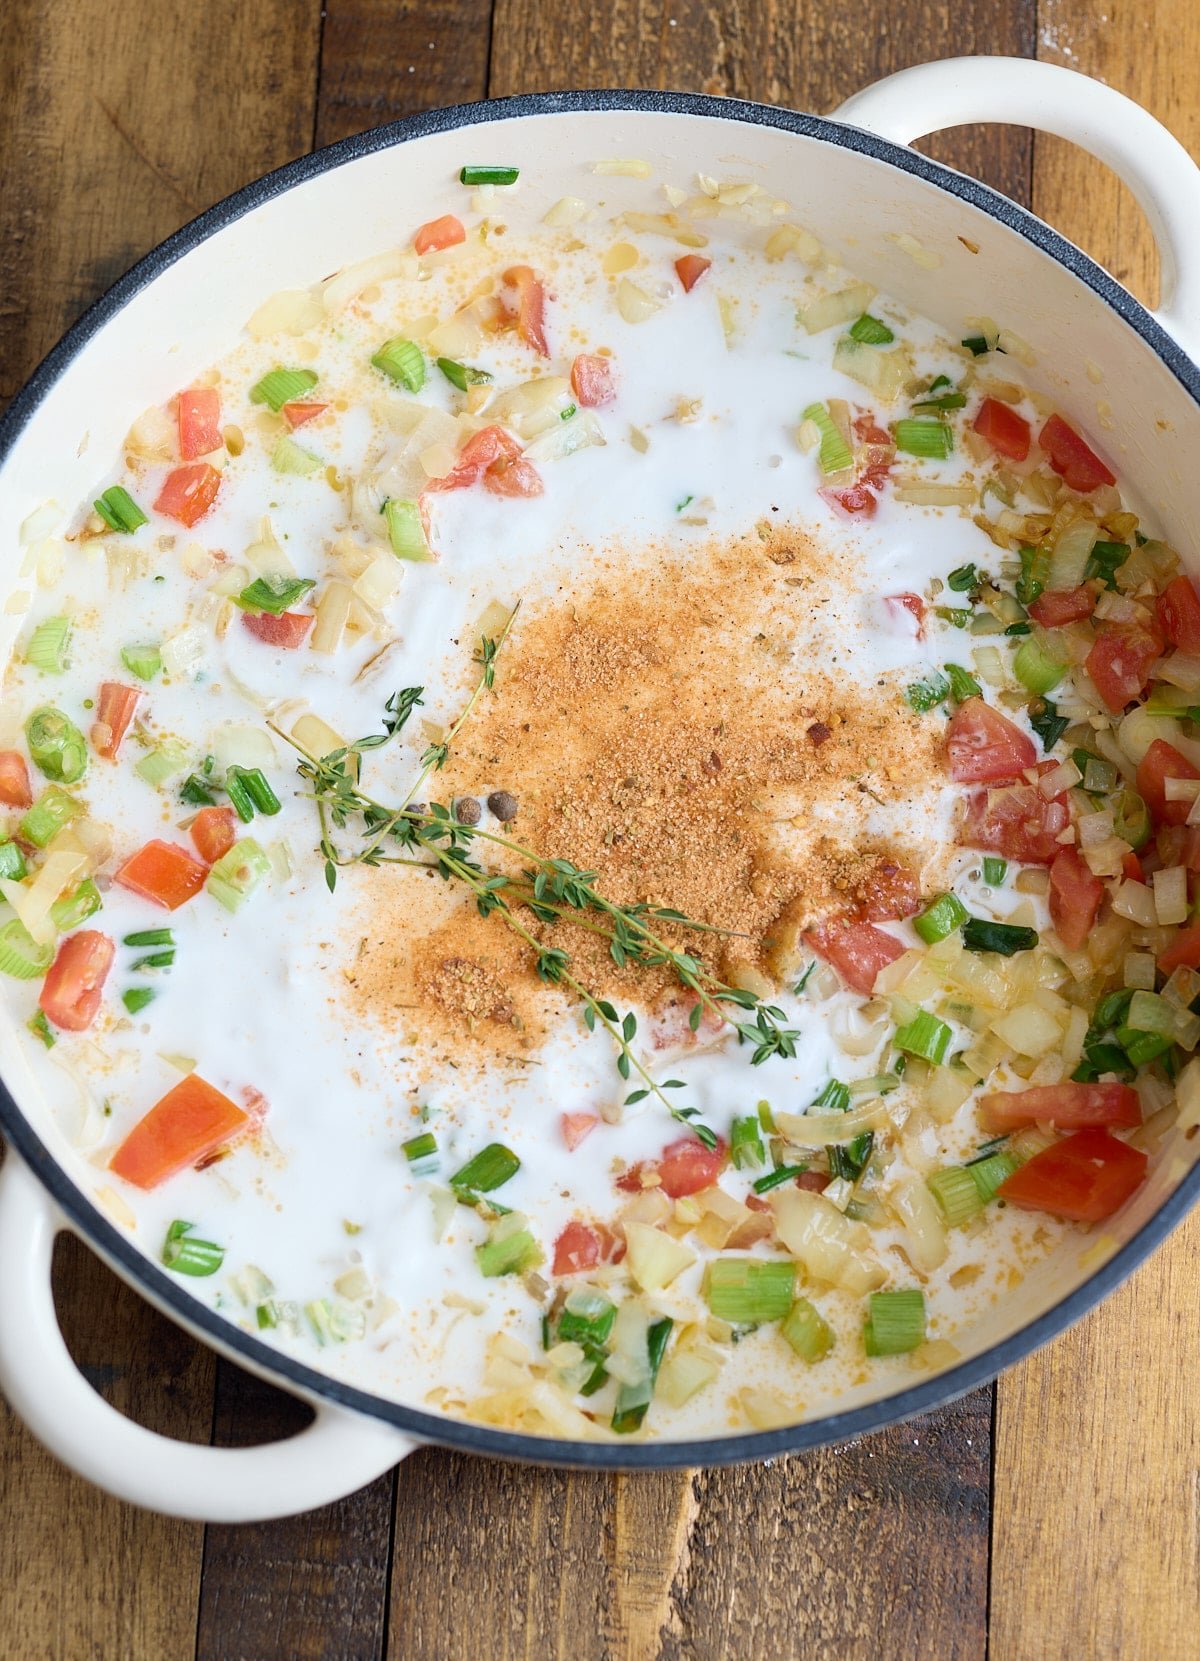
left=211, top=722, right=277, bottom=771
left=1153, top=864, right=1189, bottom=926
left=322, top=248, right=417, bottom=314
left=1112, top=878, right=1158, bottom=927
left=616, top=278, right=661, bottom=324
left=526, top=410, right=606, bottom=464
left=1159, top=652, right=1200, bottom=692
left=893, top=481, right=977, bottom=507
left=775, top=1099, right=887, bottom=1146
left=543, top=195, right=588, bottom=227
left=1123, top=951, right=1158, bottom=990
left=1047, top=515, right=1099, bottom=591
left=246, top=287, right=324, bottom=339
left=888, top=1178, right=948, bottom=1273
left=592, top=158, right=652, bottom=177
left=771, top=1188, right=886, bottom=1296
left=621, top=1221, right=695, bottom=1291
left=310, top=581, right=352, bottom=655
left=764, top=222, right=822, bottom=262
left=799, top=281, right=876, bottom=335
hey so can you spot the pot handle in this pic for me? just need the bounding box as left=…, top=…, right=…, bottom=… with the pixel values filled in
left=834, top=56, right=1200, bottom=356
left=0, top=1153, right=416, bottom=1521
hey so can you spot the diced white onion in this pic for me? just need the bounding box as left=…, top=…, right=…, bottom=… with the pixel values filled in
left=1153, top=864, right=1189, bottom=926
left=322, top=248, right=417, bottom=314
left=616, top=278, right=661, bottom=324
left=771, top=1188, right=885, bottom=1295
left=210, top=722, right=277, bottom=771
left=799, top=281, right=876, bottom=335
left=246, top=287, right=324, bottom=339
left=1111, top=878, right=1158, bottom=927
left=888, top=1178, right=948, bottom=1273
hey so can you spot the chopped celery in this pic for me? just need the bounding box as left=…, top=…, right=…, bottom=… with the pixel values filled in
left=383, top=497, right=431, bottom=561
left=135, top=740, right=190, bottom=788
left=19, top=786, right=81, bottom=848
left=612, top=1316, right=673, bottom=1434
left=371, top=337, right=426, bottom=391
left=894, top=419, right=953, bottom=459
left=25, top=706, right=87, bottom=784
left=913, top=892, right=968, bottom=945
left=120, top=643, right=162, bottom=681
left=894, top=1010, right=952, bottom=1065
left=0, top=920, right=54, bottom=980
left=0, top=841, right=27, bottom=881
left=1013, top=635, right=1067, bottom=695
left=271, top=435, right=322, bottom=476
left=927, top=1165, right=984, bottom=1227
left=475, top=1213, right=542, bottom=1277
left=250, top=367, right=318, bottom=412
left=205, top=837, right=271, bottom=912
left=50, top=879, right=102, bottom=931
left=705, top=1258, right=795, bottom=1323
left=236, top=576, right=316, bottom=614
left=730, top=1114, right=766, bottom=1170
left=781, top=1297, right=834, bottom=1362
left=24, top=617, right=72, bottom=674
left=802, top=402, right=853, bottom=476
left=863, top=1289, right=926, bottom=1356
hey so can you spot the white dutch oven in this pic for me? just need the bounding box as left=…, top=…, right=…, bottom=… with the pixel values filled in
left=1, top=57, right=1199, bottom=1523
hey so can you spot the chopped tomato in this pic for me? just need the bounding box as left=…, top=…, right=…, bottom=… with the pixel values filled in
left=552, top=1220, right=601, bottom=1275
left=413, top=213, right=465, bottom=256
left=886, top=593, right=926, bottom=637
left=426, top=424, right=522, bottom=492
left=1086, top=626, right=1162, bottom=713
left=1038, top=414, right=1116, bottom=493
left=1028, top=586, right=1095, bottom=627
left=240, top=610, right=314, bottom=649
left=1136, top=738, right=1200, bottom=829
left=0, top=750, right=32, bottom=808
left=570, top=353, right=615, bottom=407
left=38, top=930, right=114, bottom=1032
left=501, top=265, right=549, bottom=355
left=561, top=1112, right=599, bottom=1151
left=960, top=781, right=1070, bottom=865
left=981, top=1082, right=1141, bottom=1133
left=647, top=997, right=725, bottom=1051
left=115, top=839, right=208, bottom=910
left=794, top=1171, right=831, bottom=1193
left=154, top=462, right=221, bottom=527
left=1122, top=849, right=1146, bottom=883
left=972, top=397, right=1031, bottom=462
left=1156, top=575, right=1200, bottom=653
left=109, top=1074, right=250, bottom=1190
left=1048, top=846, right=1104, bottom=951
left=177, top=387, right=222, bottom=460
left=820, top=482, right=878, bottom=518
left=281, top=400, right=329, bottom=430
left=946, top=698, right=1036, bottom=784
left=190, top=805, right=237, bottom=865
left=483, top=455, right=544, bottom=498
left=997, top=1127, right=1147, bottom=1222
left=1160, top=921, right=1200, bottom=973
left=619, top=1136, right=726, bottom=1199
left=854, top=861, right=922, bottom=922
left=90, top=681, right=140, bottom=761
left=675, top=254, right=712, bottom=292
left=805, top=917, right=905, bottom=994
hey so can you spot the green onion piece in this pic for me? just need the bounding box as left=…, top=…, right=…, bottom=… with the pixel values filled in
left=863, top=1289, right=926, bottom=1357
left=27, top=1009, right=55, bottom=1048
left=256, top=1301, right=280, bottom=1330
left=460, top=165, right=519, bottom=186
left=1027, top=698, right=1069, bottom=753
left=306, top=1299, right=337, bottom=1345
left=205, top=837, right=271, bottom=913
left=24, top=617, right=72, bottom=676
left=560, top=403, right=577, bottom=421
left=383, top=497, right=432, bottom=561
left=1085, top=540, right=1130, bottom=586
left=161, top=1220, right=225, bottom=1277
left=944, top=663, right=982, bottom=703
left=371, top=337, right=426, bottom=391
left=937, top=607, right=972, bottom=629
left=848, top=313, right=895, bottom=345
left=675, top=494, right=694, bottom=514
left=180, top=772, right=218, bottom=806
left=223, top=769, right=257, bottom=824
left=894, top=1010, right=952, bottom=1065
left=132, top=950, right=175, bottom=970
left=1073, top=1041, right=1137, bottom=1084
left=250, top=367, right=318, bottom=412
left=50, top=879, right=102, bottom=932
left=802, top=402, right=853, bottom=476
left=781, top=1297, right=834, bottom=1363
left=828, top=1131, right=874, bottom=1183
left=913, top=391, right=967, bottom=411
left=947, top=563, right=977, bottom=592
left=961, top=335, right=990, bottom=356
left=0, top=841, right=28, bottom=881
left=1125, top=990, right=1176, bottom=1037
left=730, top=1114, right=766, bottom=1171
left=122, top=986, right=156, bottom=1015
left=402, top=1130, right=439, bottom=1176
left=1112, top=789, right=1151, bottom=850
left=437, top=357, right=493, bottom=391
left=705, top=1258, right=795, bottom=1323
left=968, top=1150, right=1019, bottom=1203
left=906, top=673, right=950, bottom=713
left=235, top=575, right=317, bottom=615
left=271, top=435, right=322, bottom=476
left=757, top=1098, right=777, bottom=1133
left=475, top=1217, right=542, bottom=1278
left=612, top=1316, right=673, bottom=1435
left=1115, top=1025, right=1175, bottom=1067
left=894, top=418, right=953, bottom=459
left=1082, top=756, right=1118, bottom=793
left=25, top=706, right=87, bottom=784
left=982, top=857, right=1007, bottom=886
left=752, top=1164, right=809, bottom=1195
left=123, top=928, right=174, bottom=947
left=812, top=1078, right=851, bottom=1113
left=236, top=767, right=281, bottom=816
left=927, top=1165, right=985, bottom=1227
left=913, top=892, right=969, bottom=945
left=120, top=643, right=162, bottom=681
left=94, top=485, right=148, bottom=534
left=19, top=786, right=81, bottom=848
left=1015, top=545, right=1050, bottom=607
left=965, top=1133, right=1010, bottom=1167
left=557, top=1288, right=617, bottom=1350
left=135, top=741, right=189, bottom=788
left=450, top=1142, right=520, bottom=1196
left=1013, top=635, right=1067, bottom=695
left=961, top=919, right=1038, bottom=956
left=0, top=919, right=54, bottom=980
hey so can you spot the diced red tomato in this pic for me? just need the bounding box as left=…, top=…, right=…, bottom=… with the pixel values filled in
left=426, top=424, right=523, bottom=492
left=413, top=214, right=465, bottom=256
left=1155, top=575, right=1200, bottom=653
left=109, top=1074, right=250, bottom=1190
left=177, top=387, right=222, bottom=460
left=646, top=998, right=726, bottom=1052
left=997, top=1127, right=1147, bottom=1222
left=552, top=1220, right=600, bottom=1275
left=960, top=781, right=1071, bottom=865
left=561, top=1112, right=599, bottom=1151
left=1038, top=414, right=1116, bottom=493
left=38, top=930, right=114, bottom=1032
left=1122, top=849, right=1146, bottom=883
left=570, top=353, right=615, bottom=407
left=820, top=482, right=878, bottom=518
left=1160, top=921, right=1200, bottom=973
left=240, top=610, right=314, bottom=649
left=1048, top=846, right=1104, bottom=951
left=946, top=698, right=1036, bottom=784
left=886, top=593, right=926, bottom=637
left=674, top=254, right=712, bottom=292
left=1136, top=738, right=1200, bottom=829
left=281, top=400, right=329, bottom=430
left=114, top=840, right=209, bottom=910
left=90, top=682, right=140, bottom=761
left=805, top=917, right=905, bottom=994
left=1028, top=586, right=1095, bottom=627
left=618, top=1136, right=727, bottom=1199
left=1086, top=626, right=1162, bottom=713
left=981, top=1082, right=1141, bottom=1133
left=972, top=397, right=1032, bottom=461
left=483, top=456, right=544, bottom=498
left=154, top=462, right=221, bottom=527
left=190, top=805, right=237, bottom=865
left=0, top=750, right=32, bottom=808
left=794, top=1171, right=831, bottom=1193
left=500, top=265, right=549, bottom=355
left=854, top=861, right=922, bottom=922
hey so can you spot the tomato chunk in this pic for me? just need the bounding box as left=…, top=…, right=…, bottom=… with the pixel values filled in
left=483, top=455, right=544, bottom=498
left=154, top=462, right=221, bottom=527
left=501, top=265, right=549, bottom=355
left=946, top=698, right=1036, bottom=784
left=0, top=749, right=32, bottom=808
left=960, top=782, right=1070, bottom=865
left=619, top=1136, right=726, bottom=1198
left=38, top=930, right=114, bottom=1032
left=413, top=213, right=465, bottom=256
left=552, top=1220, right=600, bottom=1275
left=281, top=400, right=329, bottom=430
left=805, top=917, right=904, bottom=994
left=1028, top=586, right=1095, bottom=628
left=91, top=681, right=140, bottom=761
left=561, top=1112, right=599, bottom=1151
left=240, top=610, right=314, bottom=649
left=1048, top=846, right=1104, bottom=951
left=115, top=839, right=209, bottom=909
left=981, top=1082, right=1141, bottom=1133
left=1160, top=920, right=1200, bottom=973
left=972, top=397, right=1031, bottom=461
left=426, top=424, right=522, bottom=492
left=570, top=353, right=615, bottom=408
left=190, top=805, right=237, bottom=865
left=854, top=861, right=922, bottom=922
left=997, top=1127, right=1147, bottom=1222
left=1136, top=738, right=1200, bottom=829
left=109, top=1074, right=250, bottom=1189
left=177, top=387, right=222, bottom=460
left=820, top=482, right=878, bottom=518
left=1086, top=626, right=1162, bottom=713
left=1038, top=414, right=1116, bottom=492
left=1155, top=574, right=1200, bottom=653
left=674, top=254, right=712, bottom=292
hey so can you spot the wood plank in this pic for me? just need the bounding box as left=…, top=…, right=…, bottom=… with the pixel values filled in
left=991, top=13, right=1200, bottom=1657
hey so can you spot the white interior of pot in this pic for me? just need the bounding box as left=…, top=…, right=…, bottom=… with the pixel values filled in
left=2, top=102, right=1198, bottom=1427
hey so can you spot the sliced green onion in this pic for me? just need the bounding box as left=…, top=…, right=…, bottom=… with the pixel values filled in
left=371, top=337, right=426, bottom=391
left=962, top=919, right=1038, bottom=956
left=705, top=1258, right=795, bottom=1323
left=968, top=1150, right=1019, bottom=1203
left=383, top=497, right=432, bottom=562
left=271, top=435, right=322, bottom=475
left=1013, top=635, right=1067, bottom=695
left=0, top=841, right=28, bottom=881
left=27, top=1009, right=55, bottom=1048
left=863, top=1289, right=926, bottom=1356
left=50, top=879, right=102, bottom=932
left=558, top=1288, right=617, bottom=1349
left=894, top=1010, right=952, bottom=1065
left=913, top=391, right=967, bottom=412
left=124, top=928, right=174, bottom=947
left=256, top=1301, right=280, bottom=1330
left=848, top=313, right=895, bottom=345
left=460, top=165, right=519, bottom=186
left=250, top=367, right=318, bottom=412
left=402, top=1130, right=439, bottom=1176
left=25, top=706, right=87, bottom=783
left=161, top=1220, right=225, bottom=1277
left=451, top=1142, right=520, bottom=1196
left=19, top=786, right=81, bottom=848
left=122, top=986, right=156, bottom=1015
left=781, top=1297, right=834, bottom=1362
left=1028, top=698, right=1069, bottom=753
left=828, top=1131, right=874, bottom=1183
left=1115, top=1024, right=1174, bottom=1067
left=937, top=607, right=972, bottom=629
left=206, top=837, right=271, bottom=913
left=224, top=770, right=256, bottom=823
left=437, top=357, right=493, bottom=391
left=1085, top=540, right=1129, bottom=586
left=752, top=1164, right=809, bottom=1195
left=135, top=740, right=189, bottom=788
left=236, top=767, right=281, bottom=816
left=180, top=772, right=218, bottom=806
left=132, top=950, right=175, bottom=970
left=757, top=1098, right=777, bottom=1133
left=802, top=402, right=853, bottom=476
left=24, top=617, right=72, bottom=676
left=927, top=1165, right=984, bottom=1227
left=1112, top=790, right=1151, bottom=849
left=1016, top=545, right=1049, bottom=607
left=982, top=857, right=1007, bottom=887
left=121, top=643, right=162, bottom=681
left=235, top=575, right=316, bottom=615
left=913, top=892, right=968, bottom=945
left=947, top=563, right=977, bottom=592
left=894, top=419, right=953, bottom=459
left=906, top=673, right=950, bottom=713
left=0, top=919, right=54, bottom=980
left=961, top=335, right=990, bottom=356
left=1073, top=1041, right=1137, bottom=1084
left=944, top=663, right=982, bottom=703
left=612, top=1316, right=673, bottom=1434
left=94, top=485, right=148, bottom=534
left=560, top=403, right=577, bottom=421
left=476, top=1215, right=542, bottom=1278
left=730, top=1114, right=766, bottom=1171
left=306, top=1298, right=337, bottom=1345
left=1126, top=990, right=1176, bottom=1037
left=812, top=1078, right=851, bottom=1113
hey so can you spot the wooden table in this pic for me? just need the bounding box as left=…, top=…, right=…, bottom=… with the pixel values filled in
left=1, top=3, right=1198, bottom=1656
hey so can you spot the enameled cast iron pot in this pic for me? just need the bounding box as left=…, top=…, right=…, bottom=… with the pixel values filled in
left=2, top=57, right=1199, bottom=1522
